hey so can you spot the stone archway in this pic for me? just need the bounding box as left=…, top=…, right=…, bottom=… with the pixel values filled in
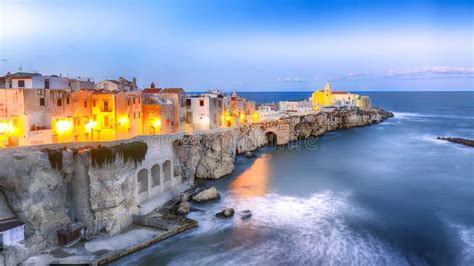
left=137, top=169, right=148, bottom=194
left=151, top=164, right=160, bottom=187
left=265, top=131, right=277, bottom=145
left=163, top=160, right=171, bottom=181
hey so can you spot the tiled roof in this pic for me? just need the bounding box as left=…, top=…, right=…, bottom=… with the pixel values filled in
left=162, top=88, right=184, bottom=93
left=142, top=88, right=162, bottom=94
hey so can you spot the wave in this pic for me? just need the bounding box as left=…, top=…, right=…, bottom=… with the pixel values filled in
left=164, top=191, right=421, bottom=266
left=442, top=220, right=474, bottom=266
left=393, top=112, right=474, bottom=121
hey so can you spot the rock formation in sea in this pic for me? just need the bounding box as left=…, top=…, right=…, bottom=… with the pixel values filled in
left=437, top=137, right=474, bottom=147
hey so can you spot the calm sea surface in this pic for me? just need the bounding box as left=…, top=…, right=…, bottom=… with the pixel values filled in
left=112, top=92, right=474, bottom=266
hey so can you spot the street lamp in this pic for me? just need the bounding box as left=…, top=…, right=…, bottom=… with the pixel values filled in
left=85, top=120, right=97, bottom=141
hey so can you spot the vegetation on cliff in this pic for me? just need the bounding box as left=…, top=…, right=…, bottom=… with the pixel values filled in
left=91, top=141, right=148, bottom=168
left=43, top=148, right=64, bottom=170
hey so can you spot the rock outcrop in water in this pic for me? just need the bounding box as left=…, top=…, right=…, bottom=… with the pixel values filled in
left=437, top=137, right=474, bottom=147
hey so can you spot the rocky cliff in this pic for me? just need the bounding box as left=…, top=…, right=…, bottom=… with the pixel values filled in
left=174, top=108, right=393, bottom=180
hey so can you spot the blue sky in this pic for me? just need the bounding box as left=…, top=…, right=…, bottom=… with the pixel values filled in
left=1, top=0, right=473, bottom=91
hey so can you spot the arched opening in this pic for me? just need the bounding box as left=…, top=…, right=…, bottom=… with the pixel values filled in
left=149, top=126, right=155, bottom=135
left=163, top=160, right=171, bottom=181
left=151, top=164, right=160, bottom=187
left=137, top=169, right=148, bottom=193
left=265, top=131, right=277, bottom=145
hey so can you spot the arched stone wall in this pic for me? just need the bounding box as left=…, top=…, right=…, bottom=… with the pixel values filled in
left=163, top=160, right=171, bottom=181
left=265, top=131, right=278, bottom=145
left=151, top=164, right=160, bottom=187
left=137, top=169, right=148, bottom=194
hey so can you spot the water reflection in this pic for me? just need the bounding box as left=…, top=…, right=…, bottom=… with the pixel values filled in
left=229, top=154, right=271, bottom=198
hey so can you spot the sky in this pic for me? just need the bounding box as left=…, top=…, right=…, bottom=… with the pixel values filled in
left=0, top=0, right=473, bottom=91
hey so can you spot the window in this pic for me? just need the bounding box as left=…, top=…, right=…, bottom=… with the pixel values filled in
left=84, top=101, right=88, bottom=108
left=66, top=97, right=70, bottom=105
left=186, top=99, right=191, bottom=107
left=44, top=79, right=50, bottom=89
left=133, top=98, right=136, bottom=104
left=57, top=99, right=62, bottom=106
left=104, top=116, right=109, bottom=127
left=103, top=101, right=109, bottom=112
left=93, top=100, right=96, bottom=107
left=199, top=99, right=204, bottom=107
left=18, top=80, right=25, bottom=88
left=186, top=112, right=192, bottom=123
left=39, top=98, right=45, bottom=106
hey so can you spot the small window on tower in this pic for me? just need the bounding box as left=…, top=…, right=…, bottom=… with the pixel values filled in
left=199, top=100, right=204, bottom=107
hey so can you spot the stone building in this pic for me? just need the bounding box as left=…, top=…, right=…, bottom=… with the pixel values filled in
left=223, top=91, right=257, bottom=127
left=95, top=77, right=138, bottom=92
left=159, top=88, right=186, bottom=131
left=185, top=90, right=225, bottom=131
left=142, top=88, right=176, bottom=134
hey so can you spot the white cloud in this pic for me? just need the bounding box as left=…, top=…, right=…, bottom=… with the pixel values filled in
left=333, top=66, right=474, bottom=81
left=278, top=77, right=306, bottom=83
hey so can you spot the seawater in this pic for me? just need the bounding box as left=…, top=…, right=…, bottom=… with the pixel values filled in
left=112, top=92, right=474, bottom=266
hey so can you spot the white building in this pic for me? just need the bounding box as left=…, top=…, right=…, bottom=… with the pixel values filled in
left=278, top=100, right=314, bottom=113
left=5, top=72, right=68, bottom=90
left=256, top=105, right=282, bottom=121
left=0, top=220, right=25, bottom=246
left=332, top=92, right=357, bottom=110
left=185, top=90, right=225, bottom=130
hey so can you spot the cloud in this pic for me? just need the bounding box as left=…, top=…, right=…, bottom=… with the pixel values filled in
left=278, top=77, right=306, bottom=83
left=333, top=66, right=474, bottom=81
left=386, top=66, right=474, bottom=77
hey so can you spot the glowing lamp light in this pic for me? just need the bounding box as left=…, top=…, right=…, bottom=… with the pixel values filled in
left=0, top=122, right=8, bottom=134
left=119, top=117, right=130, bottom=125
left=153, top=119, right=162, bottom=127
left=85, top=120, right=97, bottom=131
left=56, top=120, right=72, bottom=134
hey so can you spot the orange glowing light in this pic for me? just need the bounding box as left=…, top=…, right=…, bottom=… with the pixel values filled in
left=85, top=120, right=97, bottom=131
left=119, top=117, right=129, bottom=125
left=153, top=119, right=162, bottom=127
left=56, top=120, right=72, bottom=134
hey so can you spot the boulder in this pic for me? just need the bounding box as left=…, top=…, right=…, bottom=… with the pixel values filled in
left=244, top=151, right=256, bottom=158
left=215, top=208, right=235, bottom=218
left=176, top=202, right=190, bottom=216
left=192, top=186, right=220, bottom=202
left=179, top=192, right=191, bottom=203
left=240, top=210, right=252, bottom=220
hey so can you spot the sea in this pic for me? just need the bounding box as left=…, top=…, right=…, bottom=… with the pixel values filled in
left=111, top=92, right=474, bottom=266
